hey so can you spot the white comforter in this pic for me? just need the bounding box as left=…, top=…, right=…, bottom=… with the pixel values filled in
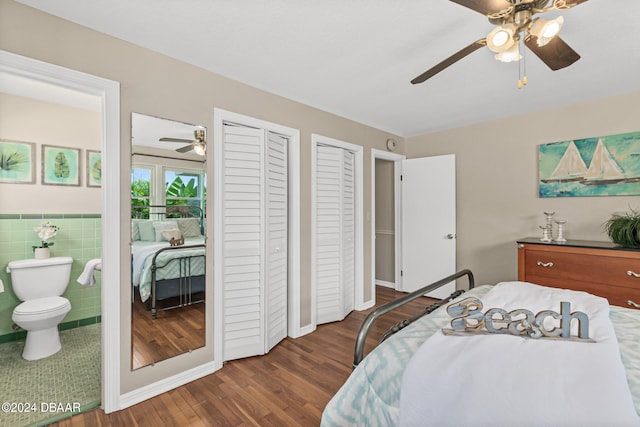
left=399, top=281, right=640, bottom=427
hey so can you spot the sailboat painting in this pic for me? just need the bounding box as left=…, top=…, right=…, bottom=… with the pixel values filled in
left=539, top=131, right=640, bottom=197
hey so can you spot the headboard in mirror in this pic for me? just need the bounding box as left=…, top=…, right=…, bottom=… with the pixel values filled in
left=130, top=112, right=206, bottom=370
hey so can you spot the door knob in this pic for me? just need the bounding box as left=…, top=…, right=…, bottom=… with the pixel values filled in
left=447, top=234, right=456, bottom=239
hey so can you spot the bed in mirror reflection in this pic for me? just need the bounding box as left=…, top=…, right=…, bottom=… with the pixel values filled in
left=130, top=112, right=207, bottom=370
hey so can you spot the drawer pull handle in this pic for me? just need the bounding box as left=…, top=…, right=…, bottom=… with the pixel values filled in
left=627, top=271, right=640, bottom=278
left=536, top=261, right=554, bottom=268
left=627, top=300, right=640, bottom=309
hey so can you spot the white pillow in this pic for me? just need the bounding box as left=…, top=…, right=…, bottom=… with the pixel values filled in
left=176, top=218, right=202, bottom=237
left=137, top=220, right=155, bottom=241
left=153, top=221, right=178, bottom=242
left=161, top=228, right=183, bottom=242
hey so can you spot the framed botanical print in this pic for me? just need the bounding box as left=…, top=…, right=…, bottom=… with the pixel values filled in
left=0, top=139, right=36, bottom=184
left=42, top=144, right=80, bottom=186
left=86, top=149, right=102, bottom=187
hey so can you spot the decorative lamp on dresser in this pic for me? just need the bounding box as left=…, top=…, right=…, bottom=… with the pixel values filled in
left=517, top=238, right=640, bottom=308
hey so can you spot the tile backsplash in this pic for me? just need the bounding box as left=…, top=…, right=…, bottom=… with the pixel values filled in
left=0, top=214, right=102, bottom=336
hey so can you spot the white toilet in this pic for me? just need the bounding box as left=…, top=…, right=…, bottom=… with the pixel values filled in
left=7, top=256, right=73, bottom=361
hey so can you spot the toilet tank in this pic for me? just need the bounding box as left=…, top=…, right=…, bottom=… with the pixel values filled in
left=6, top=257, right=73, bottom=301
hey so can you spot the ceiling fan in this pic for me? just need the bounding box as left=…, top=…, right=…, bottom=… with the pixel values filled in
left=160, top=129, right=206, bottom=156
left=411, top=0, right=588, bottom=86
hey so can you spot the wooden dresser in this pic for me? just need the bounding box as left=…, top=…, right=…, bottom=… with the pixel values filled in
left=517, top=238, right=640, bottom=307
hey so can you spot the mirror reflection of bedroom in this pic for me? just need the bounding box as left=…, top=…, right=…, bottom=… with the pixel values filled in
left=130, top=112, right=206, bottom=370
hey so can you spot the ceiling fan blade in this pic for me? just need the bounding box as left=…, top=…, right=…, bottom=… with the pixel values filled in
left=553, top=0, right=589, bottom=8
left=411, top=39, right=487, bottom=85
left=449, top=0, right=512, bottom=15
left=160, top=137, right=192, bottom=143
left=175, top=144, right=194, bottom=153
left=525, top=35, right=580, bottom=71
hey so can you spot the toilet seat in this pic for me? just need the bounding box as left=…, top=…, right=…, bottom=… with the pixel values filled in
left=13, top=296, right=71, bottom=316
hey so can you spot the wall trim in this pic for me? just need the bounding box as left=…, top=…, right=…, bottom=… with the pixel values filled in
left=119, top=361, right=219, bottom=410
left=371, top=149, right=405, bottom=299
left=0, top=50, right=122, bottom=413
left=213, top=108, right=303, bottom=364
left=375, top=279, right=396, bottom=288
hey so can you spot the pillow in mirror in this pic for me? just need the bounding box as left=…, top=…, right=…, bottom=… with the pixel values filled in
left=161, top=228, right=183, bottom=241
left=131, top=219, right=147, bottom=241
left=138, top=220, right=155, bottom=241
left=131, top=221, right=139, bottom=241
left=176, top=218, right=201, bottom=237
left=153, top=221, right=179, bottom=241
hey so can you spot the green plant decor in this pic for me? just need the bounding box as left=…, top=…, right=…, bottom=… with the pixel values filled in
left=605, top=209, right=640, bottom=248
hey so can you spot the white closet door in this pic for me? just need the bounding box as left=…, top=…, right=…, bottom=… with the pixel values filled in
left=315, top=145, right=355, bottom=324
left=265, top=132, right=288, bottom=352
left=222, top=124, right=265, bottom=361
left=341, top=150, right=355, bottom=315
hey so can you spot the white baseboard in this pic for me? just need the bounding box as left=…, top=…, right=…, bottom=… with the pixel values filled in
left=118, top=361, right=220, bottom=410
left=375, top=280, right=396, bottom=289
left=356, top=298, right=375, bottom=311
left=292, top=323, right=315, bottom=338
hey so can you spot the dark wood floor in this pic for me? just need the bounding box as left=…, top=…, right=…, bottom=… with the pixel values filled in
left=54, top=286, right=437, bottom=426
left=132, top=294, right=205, bottom=370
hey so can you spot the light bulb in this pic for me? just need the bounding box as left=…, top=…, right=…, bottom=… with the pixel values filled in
left=487, top=24, right=516, bottom=53
left=193, top=143, right=206, bottom=156
left=530, top=16, right=564, bottom=47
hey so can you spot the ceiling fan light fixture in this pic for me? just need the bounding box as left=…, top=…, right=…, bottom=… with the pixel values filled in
left=193, top=141, right=206, bottom=156
left=495, top=43, right=521, bottom=63
left=530, top=16, right=564, bottom=47
left=487, top=24, right=516, bottom=53
left=193, top=127, right=206, bottom=156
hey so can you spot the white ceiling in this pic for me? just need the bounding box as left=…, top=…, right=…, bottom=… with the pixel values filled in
left=17, top=0, right=640, bottom=137
left=131, top=112, right=203, bottom=152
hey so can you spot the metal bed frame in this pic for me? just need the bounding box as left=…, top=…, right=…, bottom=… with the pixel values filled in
left=353, top=269, right=475, bottom=368
left=131, top=204, right=206, bottom=319
left=132, top=204, right=204, bottom=230
left=150, top=244, right=206, bottom=319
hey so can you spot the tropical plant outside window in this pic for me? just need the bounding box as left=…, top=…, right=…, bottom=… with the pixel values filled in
left=131, top=167, right=152, bottom=218
left=131, top=165, right=205, bottom=219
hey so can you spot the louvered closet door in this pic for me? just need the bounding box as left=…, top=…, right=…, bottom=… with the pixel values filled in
left=222, top=124, right=289, bottom=361
left=315, top=145, right=355, bottom=324
left=222, top=124, right=265, bottom=361
left=265, top=132, right=288, bottom=352
left=341, top=150, right=355, bottom=315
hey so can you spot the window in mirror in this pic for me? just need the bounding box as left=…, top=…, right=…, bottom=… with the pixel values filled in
left=131, top=166, right=152, bottom=218
left=165, top=168, right=206, bottom=214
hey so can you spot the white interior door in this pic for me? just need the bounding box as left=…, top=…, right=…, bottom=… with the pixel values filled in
left=221, top=125, right=290, bottom=360
left=265, top=131, right=288, bottom=352
left=400, top=154, right=456, bottom=298
left=341, top=150, right=355, bottom=315
left=315, top=145, right=355, bottom=324
left=222, top=124, right=265, bottom=360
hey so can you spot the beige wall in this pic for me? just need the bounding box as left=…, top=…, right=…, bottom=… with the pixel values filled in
left=0, top=0, right=404, bottom=394
left=374, top=159, right=395, bottom=283
left=406, top=90, right=640, bottom=286
left=0, top=93, right=102, bottom=213
left=5, top=0, right=638, bottom=401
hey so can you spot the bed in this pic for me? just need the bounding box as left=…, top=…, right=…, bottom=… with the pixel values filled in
left=321, top=269, right=640, bottom=426
left=131, top=205, right=206, bottom=319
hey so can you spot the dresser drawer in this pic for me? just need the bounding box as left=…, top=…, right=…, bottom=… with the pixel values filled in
left=523, top=271, right=640, bottom=307
left=524, top=249, right=640, bottom=289
left=517, top=240, right=640, bottom=308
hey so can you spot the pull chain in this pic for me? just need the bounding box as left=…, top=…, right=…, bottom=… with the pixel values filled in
left=518, top=37, right=528, bottom=89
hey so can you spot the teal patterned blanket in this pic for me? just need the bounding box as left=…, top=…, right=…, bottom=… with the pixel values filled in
left=321, top=285, right=640, bottom=426
left=132, top=238, right=205, bottom=302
